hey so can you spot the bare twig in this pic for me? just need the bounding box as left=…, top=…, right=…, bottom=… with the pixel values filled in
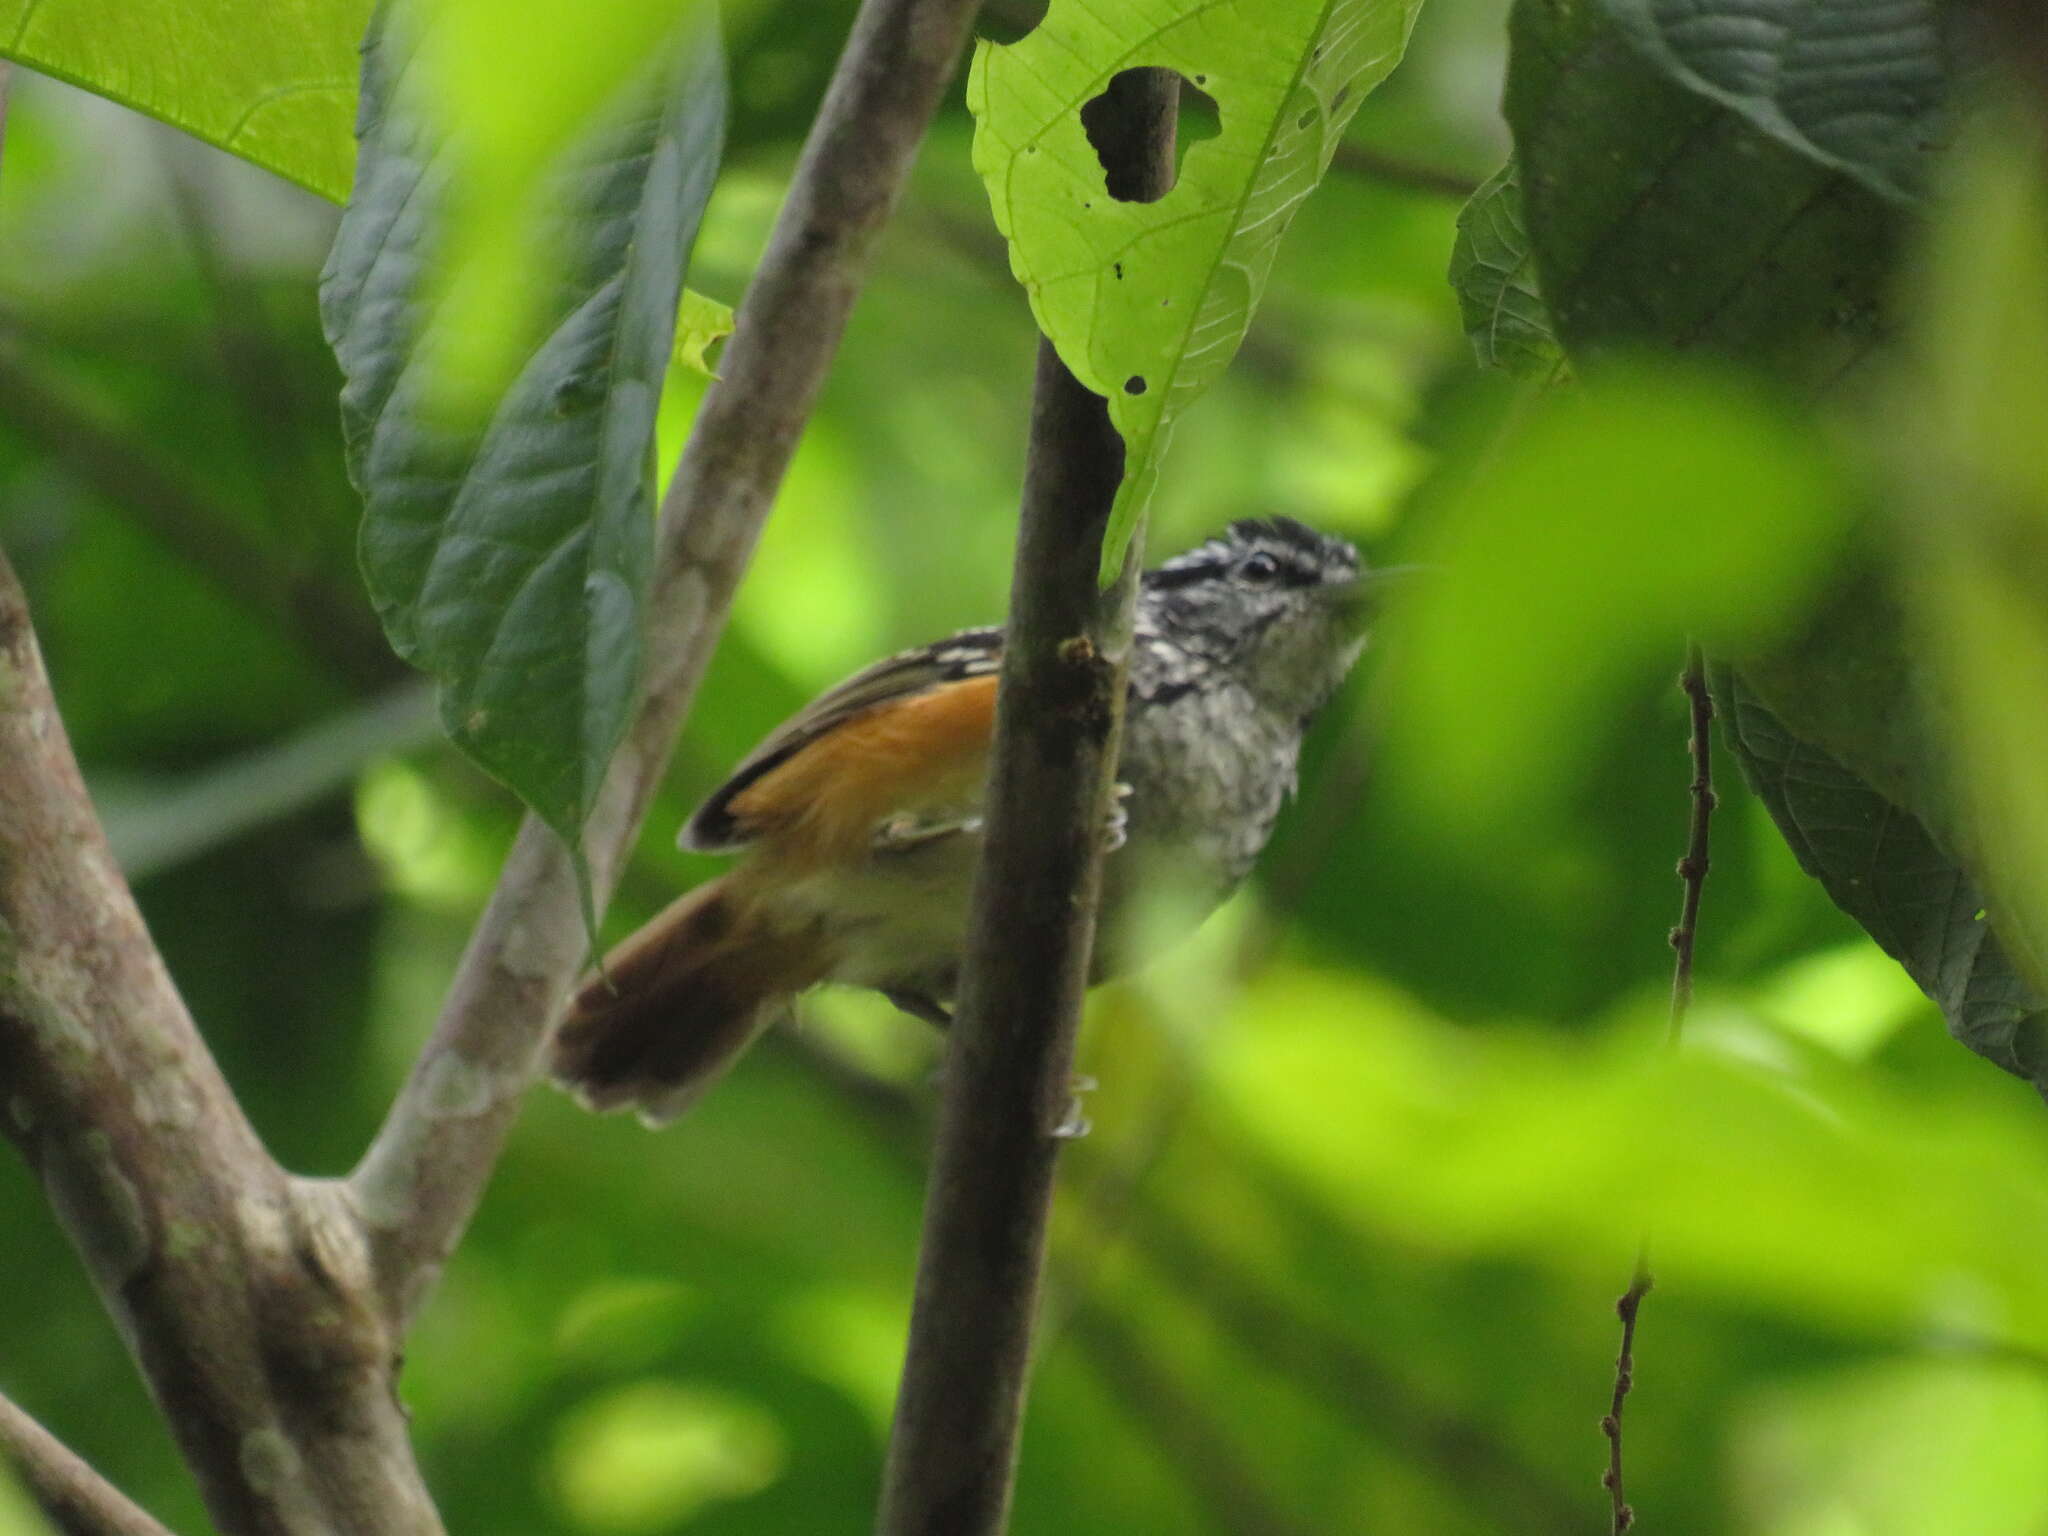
left=874, top=67, right=1177, bottom=1536
left=0, top=549, right=439, bottom=1535
left=0, top=1390, right=176, bottom=1536
left=348, top=0, right=989, bottom=1329
left=1330, top=141, right=1482, bottom=200
left=1667, top=649, right=1715, bottom=1043
left=1602, top=645, right=1715, bottom=1534
left=1601, top=1263, right=1652, bottom=1534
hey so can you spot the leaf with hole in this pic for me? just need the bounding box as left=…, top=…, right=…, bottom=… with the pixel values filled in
left=968, top=0, right=1424, bottom=580
left=1447, top=159, right=1565, bottom=380
left=320, top=8, right=726, bottom=892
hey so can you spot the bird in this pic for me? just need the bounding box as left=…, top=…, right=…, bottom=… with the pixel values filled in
left=550, top=516, right=1386, bottom=1124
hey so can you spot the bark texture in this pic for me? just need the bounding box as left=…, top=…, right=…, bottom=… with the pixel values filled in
left=875, top=66, right=1180, bottom=1536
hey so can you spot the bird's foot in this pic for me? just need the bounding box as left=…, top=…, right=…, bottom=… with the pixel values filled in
left=1051, top=1073, right=1098, bottom=1140
left=1102, top=783, right=1133, bottom=853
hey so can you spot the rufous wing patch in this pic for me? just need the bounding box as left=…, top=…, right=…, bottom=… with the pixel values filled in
left=726, top=674, right=998, bottom=867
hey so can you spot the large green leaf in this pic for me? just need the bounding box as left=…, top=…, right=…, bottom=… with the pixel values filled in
left=1446, top=159, right=1564, bottom=380
left=1598, top=0, right=1949, bottom=206
left=1507, top=0, right=1900, bottom=382
left=0, top=0, right=372, bottom=199
left=319, top=9, right=726, bottom=867
left=1712, top=666, right=2048, bottom=1095
left=967, top=0, right=1423, bottom=579
left=1375, top=365, right=1845, bottom=840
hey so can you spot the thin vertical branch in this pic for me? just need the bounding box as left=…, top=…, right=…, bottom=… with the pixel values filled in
left=1602, top=643, right=1714, bottom=1535
left=1600, top=1265, right=1652, bottom=1534
left=874, top=68, right=1178, bottom=1536
left=1665, top=647, right=1715, bottom=1045
left=0, top=1391, right=176, bottom=1536
left=348, top=0, right=991, bottom=1328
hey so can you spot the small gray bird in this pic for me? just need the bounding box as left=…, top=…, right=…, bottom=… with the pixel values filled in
left=552, top=517, right=1380, bottom=1123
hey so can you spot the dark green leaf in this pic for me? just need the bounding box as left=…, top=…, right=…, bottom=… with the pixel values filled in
left=1446, top=159, right=1566, bottom=380
left=1713, top=665, right=2048, bottom=1095
left=320, top=8, right=726, bottom=862
left=1598, top=0, right=1951, bottom=206
left=1507, top=0, right=1900, bottom=382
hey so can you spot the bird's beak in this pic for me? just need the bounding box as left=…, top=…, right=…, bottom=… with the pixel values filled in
left=1330, top=563, right=1428, bottom=625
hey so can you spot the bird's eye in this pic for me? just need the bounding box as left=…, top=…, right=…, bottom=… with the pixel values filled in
left=1240, top=551, right=1282, bottom=583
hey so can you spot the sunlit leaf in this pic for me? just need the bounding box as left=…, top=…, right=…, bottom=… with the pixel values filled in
left=1598, top=0, right=1950, bottom=206
left=1734, top=1360, right=2048, bottom=1536
left=1376, top=365, right=1847, bottom=837
left=1446, top=159, right=1564, bottom=380
left=968, top=0, right=1424, bottom=579
left=1206, top=965, right=2048, bottom=1348
left=0, top=0, right=371, bottom=199
left=671, top=288, right=734, bottom=378
left=550, top=1380, right=785, bottom=1532
left=320, top=8, right=726, bottom=880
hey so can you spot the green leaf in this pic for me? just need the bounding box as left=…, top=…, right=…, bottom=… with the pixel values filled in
left=1712, top=665, right=2048, bottom=1094
left=967, top=0, right=1424, bottom=580
left=1446, top=159, right=1565, bottom=380
left=1375, top=364, right=1847, bottom=839
left=1904, top=109, right=2048, bottom=1000
left=0, top=0, right=372, bottom=199
left=1598, top=0, right=1950, bottom=206
left=320, top=10, right=726, bottom=870
left=672, top=288, right=735, bottom=378
left=1507, top=0, right=1901, bottom=381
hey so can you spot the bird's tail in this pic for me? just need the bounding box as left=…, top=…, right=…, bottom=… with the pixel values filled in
left=549, top=876, right=824, bottom=1125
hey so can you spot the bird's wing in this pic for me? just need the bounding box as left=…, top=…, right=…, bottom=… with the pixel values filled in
left=681, top=627, right=1004, bottom=854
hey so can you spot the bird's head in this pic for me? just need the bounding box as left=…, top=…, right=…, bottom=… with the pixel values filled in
left=1141, top=517, right=1387, bottom=719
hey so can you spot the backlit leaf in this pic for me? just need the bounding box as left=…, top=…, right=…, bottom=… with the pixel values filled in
left=0, top=0, right=371, bottom=199
left=968, top=0, right=1424, bottom=580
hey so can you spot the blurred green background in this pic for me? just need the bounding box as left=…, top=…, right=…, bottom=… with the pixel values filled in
left=6, top=3, right=2048, bottom=1533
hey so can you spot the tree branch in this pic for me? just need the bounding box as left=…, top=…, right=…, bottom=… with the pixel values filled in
left=0, top=548, right=439, bottom=1535
left=1602, top=645, right=1716, bottom=1534
left=1329, top=141, right=1482, bottom=200
left=874, top=67, right=1177, bottom=1536
left=347, top=0, right=990, bottom=1329
left=0, top=1391, right=176, bottom=1536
